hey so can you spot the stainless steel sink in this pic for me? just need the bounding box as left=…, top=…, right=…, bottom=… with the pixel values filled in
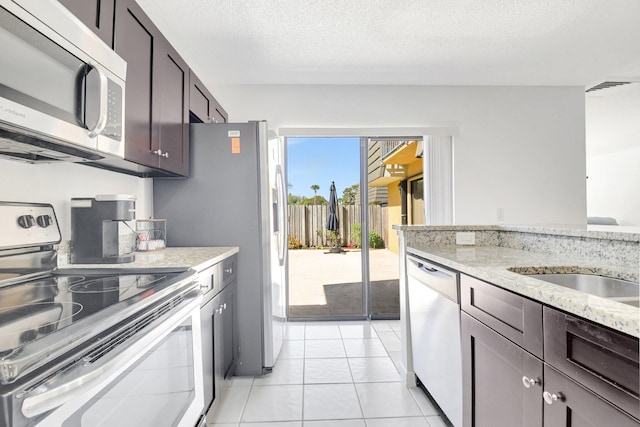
left=529, top=273, right=640, bottom=306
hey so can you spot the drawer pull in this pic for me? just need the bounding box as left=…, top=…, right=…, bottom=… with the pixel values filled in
left=543, top=391, right=564, bottom=405
left=522, top=376, right=539, bottom=388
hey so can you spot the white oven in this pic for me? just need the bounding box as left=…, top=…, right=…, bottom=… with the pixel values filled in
left=18, top=293, right=204, bottom=427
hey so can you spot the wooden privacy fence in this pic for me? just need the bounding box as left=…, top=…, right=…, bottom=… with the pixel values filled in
left=287, top=205, right=387, bottom=248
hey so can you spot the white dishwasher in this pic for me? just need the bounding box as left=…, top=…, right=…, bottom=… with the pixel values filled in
left=407, top=252, right=462, bottom=427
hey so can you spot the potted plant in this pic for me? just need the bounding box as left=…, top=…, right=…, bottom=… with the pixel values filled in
left=329, top=230, right=342, bottom=253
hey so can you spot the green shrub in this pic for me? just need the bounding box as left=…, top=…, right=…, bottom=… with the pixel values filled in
left=351, top=224, right=362, bottom=248
left=369, top=230, right=384, bottom=249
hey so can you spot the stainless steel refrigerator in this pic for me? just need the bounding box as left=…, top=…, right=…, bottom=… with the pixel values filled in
left=153, top=121, right=287, bottom=376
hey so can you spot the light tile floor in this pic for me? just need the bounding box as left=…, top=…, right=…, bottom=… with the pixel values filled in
left=208, top=320, right=448, bottom=427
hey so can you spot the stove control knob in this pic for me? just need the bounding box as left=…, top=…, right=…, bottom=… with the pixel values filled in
left=36, top=215, right=53, bottom=228
left=17, top=215, right=36, bottom=228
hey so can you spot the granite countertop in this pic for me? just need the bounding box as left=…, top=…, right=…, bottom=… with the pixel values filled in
left=60, top=247, right=239, bottom=272
left=406, top=244, right=639, bottom=338
left=395, top=224, right=640, bottom=242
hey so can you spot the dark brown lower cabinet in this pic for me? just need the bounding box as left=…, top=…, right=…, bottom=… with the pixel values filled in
left=544, top=306, right=639, bottom=420
left=220, top=279, right=237, bottom=379
left=462, top=312, right=543, bottom=427
left=543, top=365, right=640, bottom=427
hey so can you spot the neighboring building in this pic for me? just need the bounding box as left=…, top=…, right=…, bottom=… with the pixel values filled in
left=366, top=141, right=388, bottom=206
left=368, top=139, right=424, bottom=253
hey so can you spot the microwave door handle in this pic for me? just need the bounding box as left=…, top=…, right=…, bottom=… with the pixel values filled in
left=21, top=295, right=202, bottom=418
left=87, top=64, right=108, bottom=138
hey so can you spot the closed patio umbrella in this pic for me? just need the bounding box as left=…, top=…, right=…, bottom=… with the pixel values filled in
left=326, top=181, right=339, bottom=232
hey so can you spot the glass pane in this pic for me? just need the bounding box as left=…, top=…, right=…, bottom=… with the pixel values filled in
left=410, top=178, right=425, bottom=224
left=63, top=320, right=196, bottom=427
left=287, top=137, right=363, bottom=318
left=367, top=139, right=408, bottom=318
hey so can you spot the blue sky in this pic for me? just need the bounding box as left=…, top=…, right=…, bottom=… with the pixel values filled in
left=286, top=137, right=360, bottom=199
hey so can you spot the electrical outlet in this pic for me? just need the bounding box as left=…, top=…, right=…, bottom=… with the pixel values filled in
left=456, top=232, right=476, bottom=245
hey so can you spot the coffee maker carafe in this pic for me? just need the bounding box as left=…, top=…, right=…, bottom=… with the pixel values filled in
left=70, top=194, right=136, bottom=264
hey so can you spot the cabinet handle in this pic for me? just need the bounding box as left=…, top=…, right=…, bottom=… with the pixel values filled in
left=543, top=391, right=563, bottom=405
left=223, top=303, right=227, bottom=310
left=153, top=149, right=162, bottom=156
left=162, top=152, right=169, bottom=158
left=225, top=268, right=233, bottom=275
left=521, top=376, right=538, bottom=388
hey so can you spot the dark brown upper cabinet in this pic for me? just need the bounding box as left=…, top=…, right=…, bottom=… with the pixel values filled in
left=59, top=0, right=115, bottom=47
left=62, top=0, right=229, bottom=177
left=189, top=70, right=228, bottom=123
left=154, top=36, right=190, bottom=176
left=113, top=0, right=189, bottom=176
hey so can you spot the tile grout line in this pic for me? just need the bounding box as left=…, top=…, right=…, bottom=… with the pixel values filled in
left=301, top=321, right=307, bottom=424
left=341, top=321, right=367, bottom=424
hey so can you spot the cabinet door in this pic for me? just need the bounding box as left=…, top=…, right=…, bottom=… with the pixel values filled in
left=220, top=280, right=237, bottom=379
left=59, top=0, right=115, bottom=47
left=154, top=37, right=190, bottom=176
left=189, top=70, right=211, bottom=123
left=544, top=306, right=639, bottom=420
left=543, top=365, right=640, bottom=427
left=211, top=293, right=224, bottom=413
left=461, top=312, right=543, bottom=427
left=201, top=293, right=217, bottom=413
left=113, top=0, right=158, bottom=168
left=189, top=70, right=228, bottom=124
left=211, top=99, right=228, bottom=123
left=461, top=274, right=543, bottom=358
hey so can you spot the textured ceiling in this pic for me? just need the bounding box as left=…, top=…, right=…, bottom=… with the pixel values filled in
left=136, top=0, right=640, bottom=87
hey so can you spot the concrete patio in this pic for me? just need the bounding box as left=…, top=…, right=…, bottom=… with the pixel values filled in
left=288, top=248, right=400, bottom=318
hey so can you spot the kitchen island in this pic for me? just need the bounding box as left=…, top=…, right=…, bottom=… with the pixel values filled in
left=395, top=224, right=639, bottom=427
left=396, top=224, right=639, bottom=336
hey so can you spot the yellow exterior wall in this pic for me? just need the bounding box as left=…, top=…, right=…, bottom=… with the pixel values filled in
left=383, top=156, right=423, bottom=254
left=406, top=159, right=423, bottom=177
left=386, top=205, right=401, bottom=254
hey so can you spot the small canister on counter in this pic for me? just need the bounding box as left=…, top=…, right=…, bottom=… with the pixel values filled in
left=136, top=219, right=166, bottom=251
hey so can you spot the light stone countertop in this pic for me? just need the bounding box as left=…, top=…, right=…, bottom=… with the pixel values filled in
left=406, top=245, right=639, bottom=338
left=395, top=224, right=640, bottom=242
left=59, top=247, right=239, bottom=272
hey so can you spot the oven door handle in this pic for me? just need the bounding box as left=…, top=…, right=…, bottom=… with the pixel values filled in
left=21, top=294, right=202, bottom=419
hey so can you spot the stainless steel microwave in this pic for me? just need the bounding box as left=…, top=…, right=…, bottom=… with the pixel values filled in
left=0, top=0, right=126, bottom=163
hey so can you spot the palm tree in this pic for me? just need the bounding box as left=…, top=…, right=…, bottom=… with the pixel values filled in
left=310, top=184, right=320, bottom=205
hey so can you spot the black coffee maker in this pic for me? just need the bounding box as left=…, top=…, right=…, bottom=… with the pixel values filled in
left=70, top=195, right=136, bottom=264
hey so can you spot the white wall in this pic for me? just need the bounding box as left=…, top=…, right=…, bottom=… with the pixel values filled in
left=212, top=84, right=587, bottom=225
left=587, top=147, right=640, bottom=226
left=0, top=159, right=152, bottom=239
left=585, top=83, right=640, bottom=226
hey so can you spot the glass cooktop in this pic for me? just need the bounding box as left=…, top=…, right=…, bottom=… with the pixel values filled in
left=0, top=272, right=179, bottom=358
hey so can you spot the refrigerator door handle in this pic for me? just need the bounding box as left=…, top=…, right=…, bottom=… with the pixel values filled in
left=275, top=165, right=286, bottom=266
